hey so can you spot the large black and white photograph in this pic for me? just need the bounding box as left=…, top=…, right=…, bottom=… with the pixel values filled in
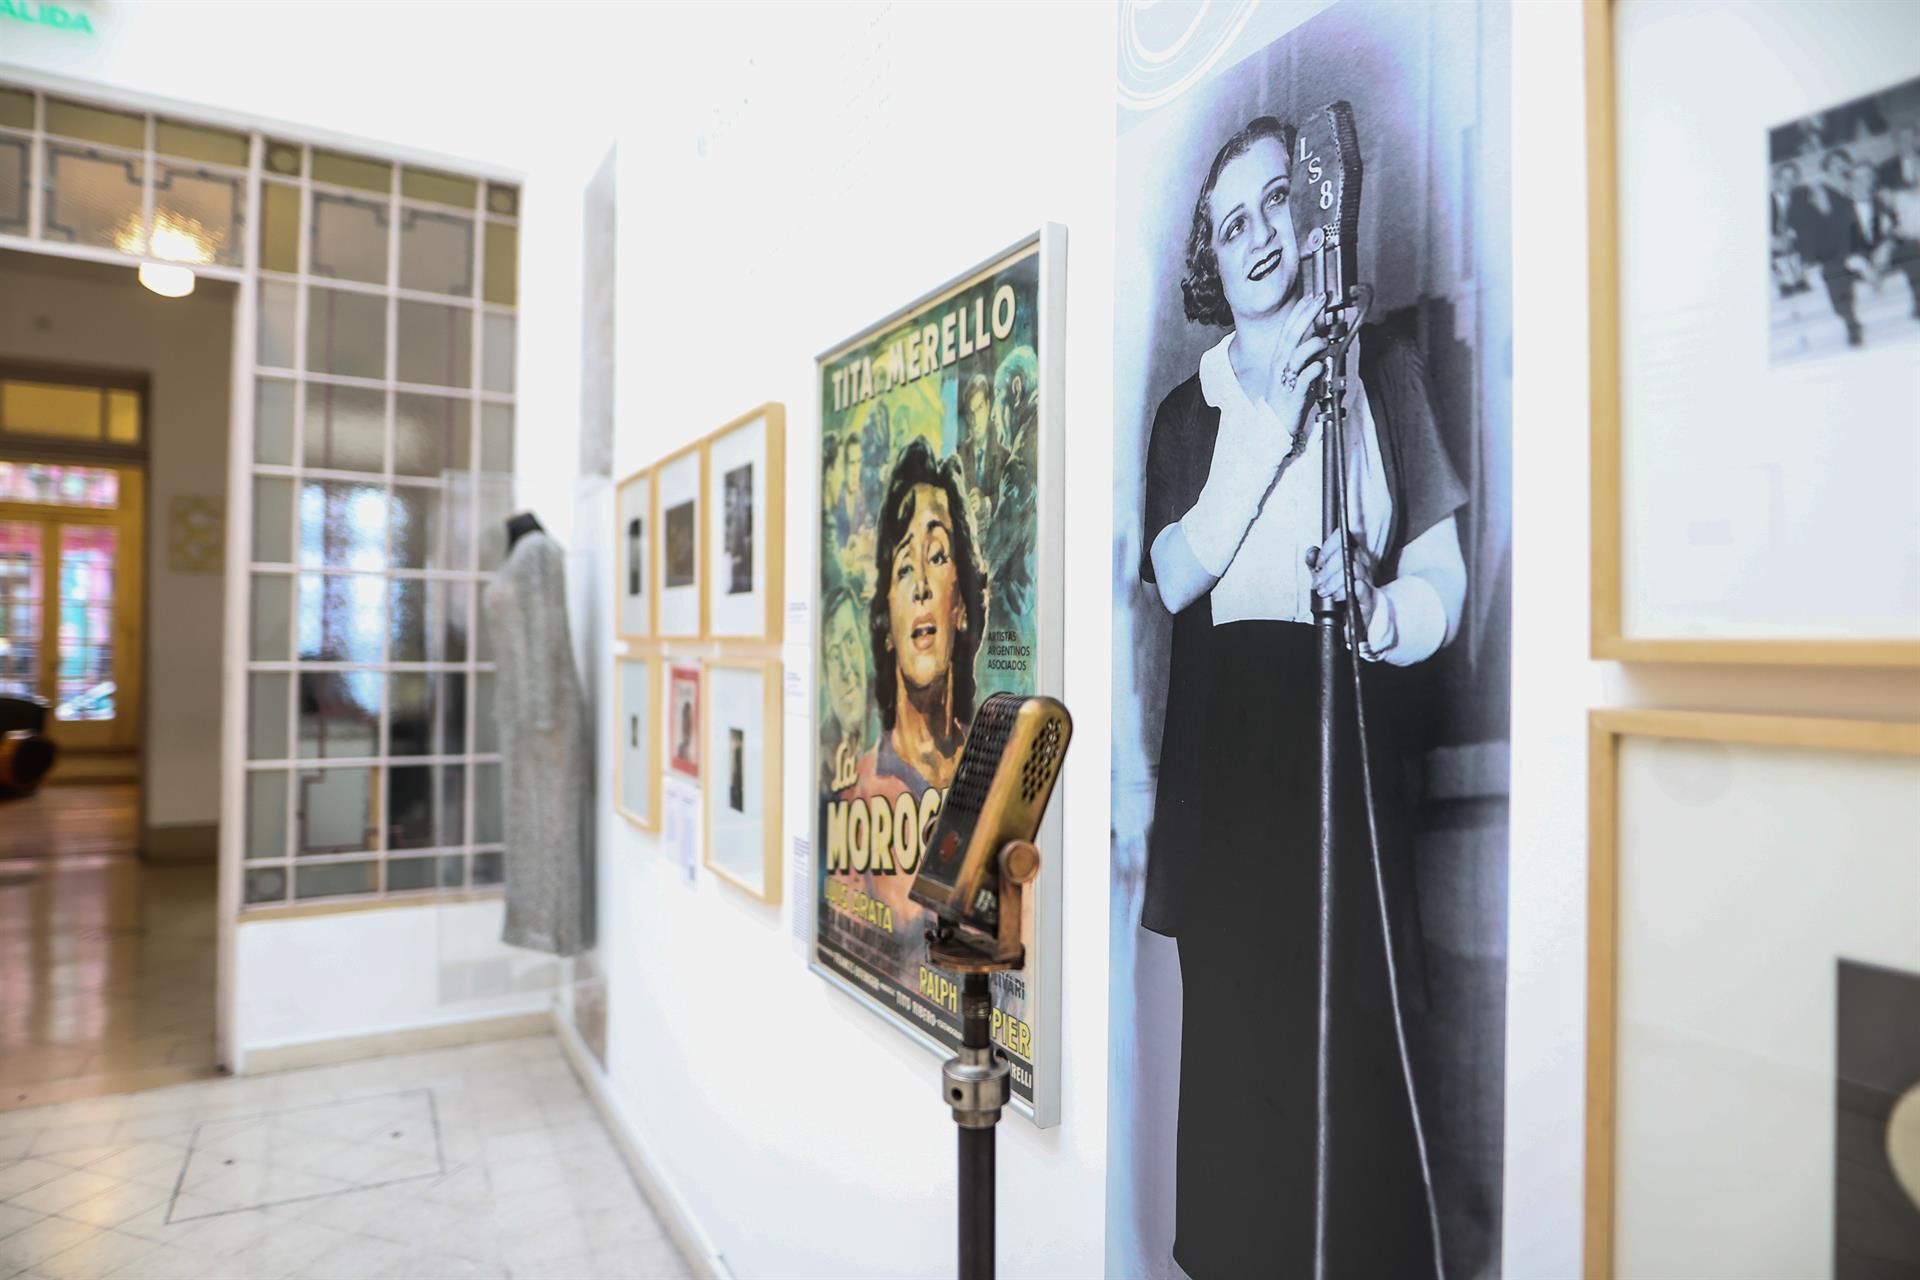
left=1836, top=958, right=1920, bottom=1278
left=1769, top=74, right=1920, bottom=364
left=723, top=462, right=753, bottom=595
left=1109, top=2, right=1513, bottom=1277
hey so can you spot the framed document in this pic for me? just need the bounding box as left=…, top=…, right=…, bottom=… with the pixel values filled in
left=704, top=404, right=785, bottom=643
left=1586, top=709, right=1920, bottom=1278
left=665, top=662, right=701, bottom=783
left=653, top=442, right=705, bottom=640
left=1587, top=0, right=1920, bottom=664
left=701, top=658, right=781, bottom=903
left=613, top=654, right=658, bottom=831
left=614, top=467, right=654, bottom=641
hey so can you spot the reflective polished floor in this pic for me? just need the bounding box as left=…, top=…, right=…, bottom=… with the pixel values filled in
left=0, top=784, right=219, bottom=1109
left=0, top=1036, right=690, bottom=1279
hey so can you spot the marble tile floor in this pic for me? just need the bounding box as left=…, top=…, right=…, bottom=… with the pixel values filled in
left=0, top=784, right=218, bottom=1109
left=0, top=1034, right=692, bottom=1279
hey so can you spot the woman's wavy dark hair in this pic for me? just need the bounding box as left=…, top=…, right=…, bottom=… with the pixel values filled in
left=1181, top=115, right=1297, bottom=328
left=869, top=437, right=987, bottom=733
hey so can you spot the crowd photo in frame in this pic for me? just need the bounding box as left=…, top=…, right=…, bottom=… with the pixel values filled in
left=809, top=228, right=1066, bottom=1125
left=1109, top=0, right=1513, bottom=1276
left=1589, top=0, right=1920, bottom=664
left=1769, top=73, right=1920, bottom=364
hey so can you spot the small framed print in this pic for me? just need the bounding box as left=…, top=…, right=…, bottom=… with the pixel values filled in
left=614, top=467, right=654, bottom=641
left=613, top=654, right=659, bottom=830
left=704, top=404, right=785, bottom=642
left=653, top=442, right=705, bottom=639
left=666, top=663, right=701, bottom=782
left=701, top=658, right=781, bottom=903
left=1586, top=709, right=1920, bottom=1278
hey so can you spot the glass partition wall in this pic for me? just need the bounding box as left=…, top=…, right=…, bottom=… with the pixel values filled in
left=0, top=83, right=519, bottom=912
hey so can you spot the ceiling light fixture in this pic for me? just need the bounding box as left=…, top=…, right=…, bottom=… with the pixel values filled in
left=137, top=261, right=196, bottom=298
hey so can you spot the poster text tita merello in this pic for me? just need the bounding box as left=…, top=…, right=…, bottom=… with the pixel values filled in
left=828, top=284, right=1019, bottom=411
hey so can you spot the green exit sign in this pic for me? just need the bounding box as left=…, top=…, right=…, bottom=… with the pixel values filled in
left=0, top=1, right=95, bottom=35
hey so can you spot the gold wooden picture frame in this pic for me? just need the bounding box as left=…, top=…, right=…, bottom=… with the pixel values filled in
left=651, top=438, right=708, bottom=642
left=612, top=652, right=661, bottom=832
left=612, top=464, right=655, bottom=643
left=702, top=402, right=786, bottom=646
left=700, top=656, right=782, bottom=905
left=1584, top=0, right=1920, bottom=667
left=1585, top=707, right=1920, bottom=1277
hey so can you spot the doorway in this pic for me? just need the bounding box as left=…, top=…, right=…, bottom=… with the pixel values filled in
left=0, top=251, right=232, bottom=1106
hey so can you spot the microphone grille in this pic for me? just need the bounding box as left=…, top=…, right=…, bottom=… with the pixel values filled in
left=1018, top=715, right=1065, bottom=804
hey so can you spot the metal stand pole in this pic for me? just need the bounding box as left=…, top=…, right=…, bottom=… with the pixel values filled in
left=1311, top=398, right=1341, bottom=1280
left=951, top=972, right=1000, bottom=1280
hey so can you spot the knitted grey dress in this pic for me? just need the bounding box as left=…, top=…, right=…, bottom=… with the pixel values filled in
left=482, top=529, right=593, bottom=956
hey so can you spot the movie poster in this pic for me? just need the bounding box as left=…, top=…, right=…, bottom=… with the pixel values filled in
left=1110, top=2, right=1512, bottom=1276
left=812, top=236, right=1055, bottom=1115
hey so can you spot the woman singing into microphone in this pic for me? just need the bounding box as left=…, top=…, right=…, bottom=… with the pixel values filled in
left=1138, top=114, right=1467, bottom=1278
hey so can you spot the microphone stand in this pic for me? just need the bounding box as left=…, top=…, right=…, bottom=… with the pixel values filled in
left=925, top=840, right=1041, bottom=1280
left=1305, top=227, right=1447, bottom=1280
left=1306, top=222, right=1380, bottom=1280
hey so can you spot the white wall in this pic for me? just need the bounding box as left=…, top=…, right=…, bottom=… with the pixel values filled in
left=234, top=899, right=558, bottom=1056
left=588, top=5, right=1113, bottom=1277
left=0, top=251, right=232, bottom=827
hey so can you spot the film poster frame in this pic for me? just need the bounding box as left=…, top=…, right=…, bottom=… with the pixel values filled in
left=806, top=225, right=1068, bottom=1127
left=703, top=403, right=787, bottom=644
left=612, top=650, right=661, bottom=832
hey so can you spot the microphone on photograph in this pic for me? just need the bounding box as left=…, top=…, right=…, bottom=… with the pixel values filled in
left=1293, top=99, right=1372, bottom=371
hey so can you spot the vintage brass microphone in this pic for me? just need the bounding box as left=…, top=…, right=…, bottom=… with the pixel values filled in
left=1293, top=101, right=1446, bottom=1280
left=909, top=692, right=1071, bottom=1280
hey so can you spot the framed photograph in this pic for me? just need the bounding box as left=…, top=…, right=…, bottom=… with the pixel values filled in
left=653, top=442, right=705, bottom=639
left=1588, top=0, right=1920, bottom=664
left=703, top=404, right=785, bottom=643
left=614, top=467, right=654, bottom=640
left=613, top=654, right=659, bottom=830
left=701, top=658, right=781, bottom=903
left=810, top=226, right=1067, bottom=1126
left=666, top=663, right=701, bottom=782
left=1586, top=709, right=1920, bottom=1278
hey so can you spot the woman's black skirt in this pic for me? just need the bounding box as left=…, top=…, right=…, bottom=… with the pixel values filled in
left=1156, top=619, right=1439, bottom=1279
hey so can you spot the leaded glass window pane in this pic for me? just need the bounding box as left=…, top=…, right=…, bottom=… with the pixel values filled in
left=399, top=207, right=474, bottom=297
left=44, top=146, right=143, bottom=252
left=396, top=299, right=471, bottom=388
left=311, top=189, right=389, bottom=285
left=307, top=288, right=387, bottom=380
left=304, top=383, right=385, bottom=474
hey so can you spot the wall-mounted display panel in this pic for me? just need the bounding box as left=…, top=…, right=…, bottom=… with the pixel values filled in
left=653, top=444, right=704, bottom=641
left=1587, top=709, right=1920, bottom=1278
left=614, top=466, right=653, bottom=641
left=701, top=658, right=780, bottom=903
left=614, top=653, right=658, bottom=831
left=810, top=227, right=1067, bottom=1125
left=1588, top=0, right=1920, bottom=664
left=703, top=405, right=784, bottom=643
